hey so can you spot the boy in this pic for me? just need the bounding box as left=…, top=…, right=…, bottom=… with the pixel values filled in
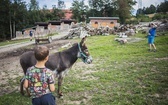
left=148, top=23, right=157, bottom=52
left=24, top=45, right=56, bottom=105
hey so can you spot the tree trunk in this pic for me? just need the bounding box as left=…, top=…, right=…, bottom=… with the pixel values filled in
left=10, top=19, right=12, bottom=39
left=13, top=21, right=15, bottom=38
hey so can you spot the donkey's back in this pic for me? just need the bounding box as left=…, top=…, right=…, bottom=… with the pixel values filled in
left=20, top=49, right=73, bottom=75
left=20, top=51, right=36, bottom=74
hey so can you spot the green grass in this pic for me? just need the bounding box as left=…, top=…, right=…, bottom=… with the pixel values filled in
left=0, top=32, right=167, bottom=105
left=0, top=38, right=30, bottom=46
left=47, top=32, right=58, bottom=36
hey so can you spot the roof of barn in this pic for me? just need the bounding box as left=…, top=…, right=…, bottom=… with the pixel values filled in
left=89, top=17, right=119, bottom=20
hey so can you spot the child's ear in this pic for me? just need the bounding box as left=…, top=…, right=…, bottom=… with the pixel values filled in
left=45, top=56, right=49, bottom=61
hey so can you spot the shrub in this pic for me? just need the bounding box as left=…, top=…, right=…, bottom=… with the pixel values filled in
left=152, top=13, right=168, bottom=20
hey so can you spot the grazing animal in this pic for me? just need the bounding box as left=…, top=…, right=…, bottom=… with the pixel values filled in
left=20, top=37, right=92, bottom=98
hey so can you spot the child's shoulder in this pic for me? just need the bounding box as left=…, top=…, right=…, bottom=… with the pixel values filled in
left=27, top=66, right=41, bottom=73
left=45, top=68, right=52, bottom=72
left=45, top=68, right=54, bottom=75
left=27, top=66, right=35, bottom=71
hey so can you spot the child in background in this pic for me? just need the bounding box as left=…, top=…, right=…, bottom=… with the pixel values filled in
left=148, top=23, right=157, bottom=52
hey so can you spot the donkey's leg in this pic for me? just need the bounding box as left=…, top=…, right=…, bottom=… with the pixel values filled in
left=58, top=76, right=63, bottom=98
left=20, top=80, right=24, bottom=95
left=26, top=88, right=30, bottom=97
left=20, top=77, right=30, bottom=97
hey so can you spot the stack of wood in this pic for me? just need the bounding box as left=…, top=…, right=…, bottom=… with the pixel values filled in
left=83, top=26, right=116, bottom=36
left=61, top=27, right=81, bottom=39
left=61, top=23, right=89, bottom=39
left=115, top=25, right=136, bottom=36
left=61, top=24, right=138, bottom=40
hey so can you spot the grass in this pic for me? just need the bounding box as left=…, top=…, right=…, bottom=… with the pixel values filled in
left=0, top=38, right=30, bottom=46
left=0, top=32, right=168, bottom=105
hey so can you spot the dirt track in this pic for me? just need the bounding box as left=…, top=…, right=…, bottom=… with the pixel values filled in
left=0, top=38, right=77, bottom=96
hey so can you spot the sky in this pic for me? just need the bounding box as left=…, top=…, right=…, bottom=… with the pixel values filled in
left=133, top=0, right=165, bottom=10
left=24, top=0, right=165, bottom=11
left=24, top=0, right=88, bottom=9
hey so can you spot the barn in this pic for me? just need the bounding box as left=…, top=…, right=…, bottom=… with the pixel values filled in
left=89, top=17, right=119, bottom=28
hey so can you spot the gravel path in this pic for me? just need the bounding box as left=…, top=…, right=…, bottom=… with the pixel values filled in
left=0, top=31, right=68, bottom=53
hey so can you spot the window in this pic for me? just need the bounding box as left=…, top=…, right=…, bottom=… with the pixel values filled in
left=110, top=21, right=114, bottom=24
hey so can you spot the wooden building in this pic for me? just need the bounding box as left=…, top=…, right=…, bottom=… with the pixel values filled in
left=89, top=17, right=119, bottom=28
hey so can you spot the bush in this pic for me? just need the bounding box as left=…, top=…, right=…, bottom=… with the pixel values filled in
left=136, top=14, right=152, bottom=22
left=152, top=13, right=168, bottom=20
left=125, top=19, right=139, bottom=24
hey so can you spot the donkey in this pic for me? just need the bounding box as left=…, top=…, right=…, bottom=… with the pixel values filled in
left=20, top=36, right=92, bottom=98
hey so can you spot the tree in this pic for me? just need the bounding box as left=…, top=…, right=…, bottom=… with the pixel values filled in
left=28, top=0, right=40, bottom=26
left=39, top=5, right=51, bottom=22
left=0, top=0, right=29, bottom=40
left=143, top=5, right=156, bottom=14
left=71, top=0, right=88, bottom=22
left=51, top=5, right=64, bottom=20
left=157, top=1, right=168, bottom=13
left=136, top=8, right=144, bottom=15
left=88, top=0, right=117, bottom=17
left=149, top=5, right=156, bottom=13
left=10, top=0, right=28, bottom=38
left=0, top=0, right=11, bottom=40
left=88, top=0, right=136, bottom=23
left=58, top=0, right=65, bottom=9
left=116, top=0, right=136, bottom=24
left=0, top=0, right=66, bottom=40
left=29, top=0, right=39, bottom=11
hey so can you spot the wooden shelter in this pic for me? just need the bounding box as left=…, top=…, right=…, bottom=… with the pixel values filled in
left=60, top=19, right=77, bottom=25
left=89, top=17, right=119, bottom=28
left=35, top=22, right=49, bottom=29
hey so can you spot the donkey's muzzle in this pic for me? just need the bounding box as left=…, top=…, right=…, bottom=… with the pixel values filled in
left=86, top=56, right=93, bottom=64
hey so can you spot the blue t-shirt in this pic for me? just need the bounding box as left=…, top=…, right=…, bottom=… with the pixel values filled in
left=149, top=28, right=156, bottom=37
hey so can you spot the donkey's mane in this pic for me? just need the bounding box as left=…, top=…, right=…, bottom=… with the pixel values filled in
left=56, top=43, right=78, bottom=54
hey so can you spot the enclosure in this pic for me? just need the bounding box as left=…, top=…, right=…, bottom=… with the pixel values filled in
left=0, top=31, right=168, bottom=105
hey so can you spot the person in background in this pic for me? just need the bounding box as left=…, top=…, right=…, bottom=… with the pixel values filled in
left=148, top=23, right=157, bottom=52
left=29, top=30, right=33, bottom=41
left=22, top=29, right=25, bottom=35
left=23, top=45, right=56, bottom=105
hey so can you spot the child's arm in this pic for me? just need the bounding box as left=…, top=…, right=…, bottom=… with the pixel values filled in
left=23, top=79, right=28, bottom=88
left=48, top=71, right=55, bottom=92
left=148, top=33, right=151, bottom=35
left=49, top=83, right=55, bottom=92
left=23, top=68, right=30, bottom=88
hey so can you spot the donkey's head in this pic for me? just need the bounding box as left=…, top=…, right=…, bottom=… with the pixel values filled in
left=77, top=36, right=92, bottom=64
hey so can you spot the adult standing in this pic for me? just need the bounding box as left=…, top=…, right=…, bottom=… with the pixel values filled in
left=148, top=23, right=157, bottom=52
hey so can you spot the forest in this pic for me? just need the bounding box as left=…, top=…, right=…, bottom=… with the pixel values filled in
left=0, top=0, right=167, bottom=40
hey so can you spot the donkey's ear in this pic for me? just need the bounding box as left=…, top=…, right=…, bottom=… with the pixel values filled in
left=80, top=36, right=87, bottom=45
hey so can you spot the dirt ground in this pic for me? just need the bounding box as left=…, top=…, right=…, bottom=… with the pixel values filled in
left=0, top=39, right=78, bottom=96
